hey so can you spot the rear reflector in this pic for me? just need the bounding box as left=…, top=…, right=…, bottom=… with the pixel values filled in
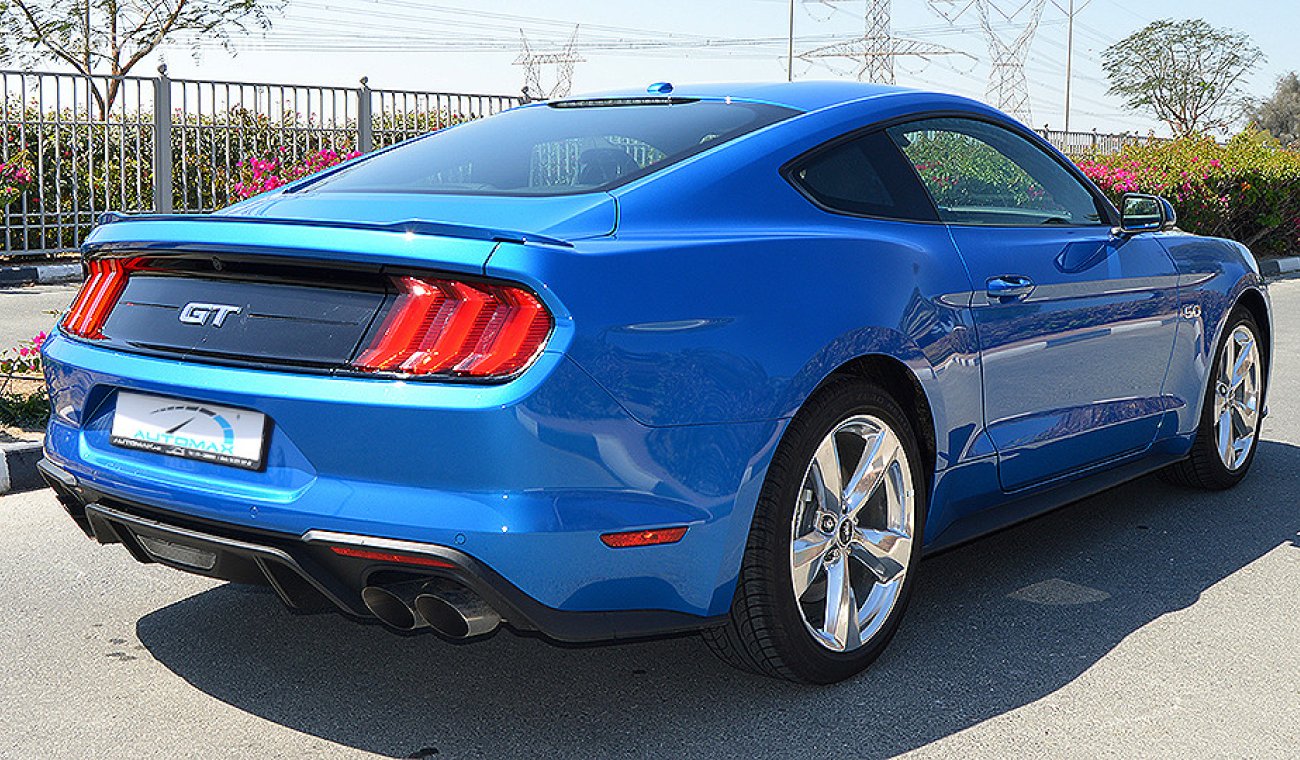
left=62, top=257, right=144, bottom=339
left=600, top=527, right=689, bottom=548
left=329, top=545, right=457, bottom=568
left=354, top=275, right=552, bottom=379
left=136, top=535, right=218, bottom=571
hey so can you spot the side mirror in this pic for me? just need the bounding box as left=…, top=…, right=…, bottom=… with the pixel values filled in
left=1116, top=193, right=1177, bottom=235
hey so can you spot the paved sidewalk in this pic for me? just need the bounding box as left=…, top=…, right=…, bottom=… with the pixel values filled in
left=0, top=282, right=75, bottom=348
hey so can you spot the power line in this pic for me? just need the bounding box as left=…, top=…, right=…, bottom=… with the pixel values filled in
left=929, top=0, right=1049, bottom=123
left=515, top=26, right=583, bottom=100
left=157, top=0, right=1142, bottom=130
left=797, top=1, right=971, bottom=85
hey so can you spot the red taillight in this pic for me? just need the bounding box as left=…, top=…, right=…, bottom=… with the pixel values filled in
left=328, top=545, right=457, bottom=568
left=600, top=527, right=689, bottom=548
left=354, top=275, right=552, bottom=379
left=62, top=257, right=141, bottom=339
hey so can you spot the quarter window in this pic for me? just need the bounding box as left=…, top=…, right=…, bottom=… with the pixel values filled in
left=887, top=118, right=1106, bottom=226
left=788, top=130, right=939, bottom=222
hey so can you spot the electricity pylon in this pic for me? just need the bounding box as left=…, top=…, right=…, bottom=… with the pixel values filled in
left=929, top=0, right=1046, bottom=122
left=799, top=0, right=967, bottom=84
left=515, top=26, right=584, bottom=101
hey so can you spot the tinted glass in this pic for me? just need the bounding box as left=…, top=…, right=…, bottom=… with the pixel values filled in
left=308, top=99, right=798, bottom=197
left=887, top=118, right=1105, bottom=226
left=790, top=130, right=939, bottom=222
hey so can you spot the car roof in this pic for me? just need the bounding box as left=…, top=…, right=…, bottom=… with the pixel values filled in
left=563, top=80, right=918, bottom=113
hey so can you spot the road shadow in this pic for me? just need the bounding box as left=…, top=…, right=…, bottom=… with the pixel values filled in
left=136, top=441, right=1300, bottom=759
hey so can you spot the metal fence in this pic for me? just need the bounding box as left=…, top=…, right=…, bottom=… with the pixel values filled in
left=1037, top=127, right=1171, bottom=157
left=1, top=70, right=155, bottom=253
left=1, top=67, right=520, bottom=254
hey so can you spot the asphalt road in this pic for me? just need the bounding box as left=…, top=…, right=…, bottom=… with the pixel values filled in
left=0, top=283, right=72, bottom=349
left=1, top=279, right=1298, bottom=759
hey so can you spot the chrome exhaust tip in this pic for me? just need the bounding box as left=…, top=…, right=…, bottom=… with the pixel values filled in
left=414, top=586, right=502, bottom=639
left=361, top=581, right=432, bottom=631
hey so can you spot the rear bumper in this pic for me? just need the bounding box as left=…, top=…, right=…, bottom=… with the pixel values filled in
left=40, top=459, right=725, bottom=642
left=41, top=333, right=786, bottom=623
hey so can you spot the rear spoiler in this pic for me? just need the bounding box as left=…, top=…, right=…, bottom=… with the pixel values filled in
left=94, top=212, right=573, bottom=249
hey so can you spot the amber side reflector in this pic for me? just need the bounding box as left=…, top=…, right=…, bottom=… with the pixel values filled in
left=599, top=526, right=689, bottom=548
left=329, top=545, right=457, bottom=568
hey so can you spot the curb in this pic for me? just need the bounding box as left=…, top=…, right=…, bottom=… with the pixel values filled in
left=0, top=263, right=82, bottom=287
left=0, top=439, right=45, bottom=494
left=1261, top=257, right=1300, bottom=278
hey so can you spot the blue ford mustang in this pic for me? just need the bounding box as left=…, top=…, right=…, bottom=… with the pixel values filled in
left=40, top=82, right=1271, bottom=683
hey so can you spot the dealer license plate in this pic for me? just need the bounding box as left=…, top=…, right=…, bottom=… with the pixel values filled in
left=110, top=391, right=268, bottom=470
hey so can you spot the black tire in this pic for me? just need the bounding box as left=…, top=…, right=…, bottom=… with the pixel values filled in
left=1160, top=308, right=1266, bottom=490
left=702, top=376, right=926, bottom=683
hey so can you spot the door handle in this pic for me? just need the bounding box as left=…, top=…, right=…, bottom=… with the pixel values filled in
left=986, top=275, right=1035, bottom=302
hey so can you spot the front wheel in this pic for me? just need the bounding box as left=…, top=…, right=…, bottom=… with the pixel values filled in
left=703, top=377, right=924, bottom=683
left=1160, top=308, right=1266, bottom=490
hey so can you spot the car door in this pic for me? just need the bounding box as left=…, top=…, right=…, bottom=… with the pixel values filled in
left=887, top=116, right=1181, bottom=491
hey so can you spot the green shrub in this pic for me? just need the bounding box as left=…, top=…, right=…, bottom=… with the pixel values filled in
left=0, top=332, right=47, bottom=429
left=1078, top=129, right=1300, bottom=257
left=905, top=131, right=1050, bottom=209
left=2, top=102, right=474, bottom=251
left=0, top=390, right=47, bottom=428
left=0, top=152, right=36, bottom=208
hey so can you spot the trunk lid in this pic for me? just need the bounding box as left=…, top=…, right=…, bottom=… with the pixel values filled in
left=104, top=273, right=386, bottom=369
left=76, top=203, right=586, bottom=373
left=222, top=190, right=618, bottom=242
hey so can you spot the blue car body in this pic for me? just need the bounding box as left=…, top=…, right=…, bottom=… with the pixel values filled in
left=41, top=82, right=1271, bottom=640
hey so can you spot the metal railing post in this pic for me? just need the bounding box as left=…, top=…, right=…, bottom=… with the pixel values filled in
left=152, top=65, right=173, bottom=213
left=357, top=76, right=374, bottom=153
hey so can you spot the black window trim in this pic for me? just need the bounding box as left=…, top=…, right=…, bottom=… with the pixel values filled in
left=782, top=108, right=1120, bottom=229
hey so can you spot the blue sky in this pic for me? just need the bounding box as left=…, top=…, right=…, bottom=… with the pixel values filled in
left=147, top=0, right=1296, bottom=135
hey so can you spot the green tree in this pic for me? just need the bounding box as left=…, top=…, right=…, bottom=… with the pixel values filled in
left=1249, top=72, right=1300, bottom=147
left=0, top=0, right=278, bottom=117
left=1102, top=18, right=1264, bottom=136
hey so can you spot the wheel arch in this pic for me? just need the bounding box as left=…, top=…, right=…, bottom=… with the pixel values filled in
left=821, top=353, right=939, bottom=499
left=1231, top=285, right=1273, bottom=413
left=1233, top=287, right=1271, bottom=366
left=1202, top=284, right=1272, bottom=409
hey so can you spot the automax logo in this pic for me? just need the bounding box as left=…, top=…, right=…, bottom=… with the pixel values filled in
left=131, top=403, right=237, bottom=455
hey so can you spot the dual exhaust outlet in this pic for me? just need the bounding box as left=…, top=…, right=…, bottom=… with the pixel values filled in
left=361, top=580, right=501, bottom=639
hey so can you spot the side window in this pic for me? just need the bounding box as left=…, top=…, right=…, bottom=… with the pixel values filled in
left=788, top=130, right=939, bottom=222
left=887, top=118, right=1106, bottom=226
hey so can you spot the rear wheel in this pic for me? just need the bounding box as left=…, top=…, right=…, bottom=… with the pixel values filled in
left=703, top=377, right=924, bottom=683
left=1160, top=308, right=1265, bottom=490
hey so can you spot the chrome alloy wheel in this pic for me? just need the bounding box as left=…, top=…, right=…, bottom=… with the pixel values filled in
left=790, top=415, right=915, bottom=653
left=1213, top=324, right=1262, bottom=472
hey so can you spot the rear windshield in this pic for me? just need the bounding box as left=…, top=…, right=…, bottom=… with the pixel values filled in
left=306, top=99, right=799, bottom=197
